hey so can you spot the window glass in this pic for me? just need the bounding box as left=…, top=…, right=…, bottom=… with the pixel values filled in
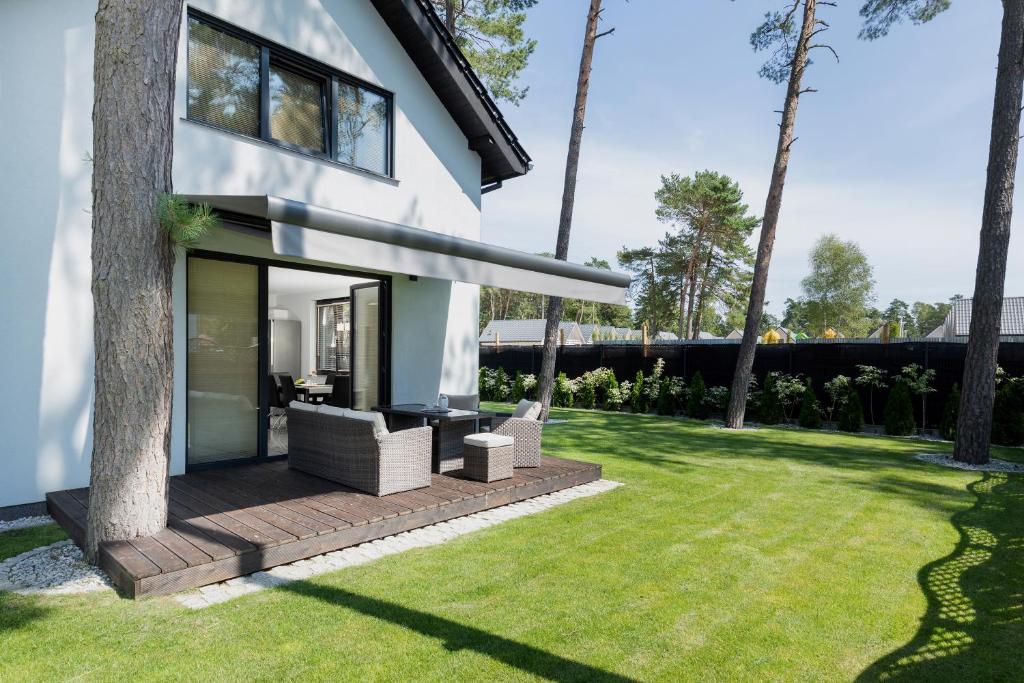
left=187, top=18, right=260, bottom=137
left=316, top=301, right=351, bottom=372
left=269, top=65, right=325, bottom=153
left=337, top=82, right=389, bottom=175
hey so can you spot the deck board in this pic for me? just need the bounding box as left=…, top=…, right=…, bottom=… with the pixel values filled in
left=47, top=455, right=601, bottom=598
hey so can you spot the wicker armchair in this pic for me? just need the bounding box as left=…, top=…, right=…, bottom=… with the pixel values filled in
left=491, top=415, right=542, bottom=467
left=287, top=407, right=432, bottom=496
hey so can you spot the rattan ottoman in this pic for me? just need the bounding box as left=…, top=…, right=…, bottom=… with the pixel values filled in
left=462, top=433, right=514, bottom=482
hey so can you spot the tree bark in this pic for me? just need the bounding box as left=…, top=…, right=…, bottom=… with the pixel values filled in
left=725, top=0, right=816, bottom=428
left=953, top=0, right=1024, bottom=464
left=538, top=0, right=605, bottom=420
left=87, top=0, right=182, bottom=560
left=694, top=248, right=714, bottom=338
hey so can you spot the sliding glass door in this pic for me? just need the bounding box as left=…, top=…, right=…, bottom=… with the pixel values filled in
left=186, top=257, right=262, bottom=466
left=351, top=282, right=384, bottom=410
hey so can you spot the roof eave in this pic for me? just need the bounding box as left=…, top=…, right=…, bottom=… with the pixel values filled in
left=369, top=0, right=532, bottom=188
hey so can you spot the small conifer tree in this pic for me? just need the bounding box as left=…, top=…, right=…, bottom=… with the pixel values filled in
left=631, top=370, right=646, bottom=413
left=884, top=382, right=916, bottom=436
left=553, top=372, right=573, bottom=408
left=939, top=383, right=960, bottom=441
left=991, top=381, right=1024, bottom=446
left=686, top=371, right=709, bottom=419
left=838, top=388, right=864, bottom=433
left=578, top=377, right=597, bottom=410
left=760, top=372, right=785, bottom=425
left=798, top=380, right=823, bottom=429
left=511, top=370, right=526, bottom=403
left=656, top=379, right=675, bottom=416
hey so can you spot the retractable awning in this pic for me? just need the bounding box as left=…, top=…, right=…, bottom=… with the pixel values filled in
left=185, top=195, right=630, bottom=305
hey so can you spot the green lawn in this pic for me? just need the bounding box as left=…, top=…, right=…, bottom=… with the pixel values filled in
left=2, top=408, right=1022, bottom=681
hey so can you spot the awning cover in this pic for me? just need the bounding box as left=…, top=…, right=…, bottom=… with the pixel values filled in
left=186, top=195, right=630, bottom=305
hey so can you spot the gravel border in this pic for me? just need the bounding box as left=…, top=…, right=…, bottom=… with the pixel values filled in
left=0, top=515, right=55, bottom=533
left=914, top=452, right=1024, bottom=473
left=0, top=540, right=113, bottom=595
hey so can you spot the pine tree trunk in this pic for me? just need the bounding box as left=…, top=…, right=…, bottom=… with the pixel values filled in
left=538, top=0, right=605, bottom=419
left=725, top=0, right=816, bottom=428
left=86, top=0, right=182, bottom=560
left=694, top=249, right=714, bottom=338
left=953, top=0, right=1024, bottom=464
left=444, top=1, right=457, bottom=34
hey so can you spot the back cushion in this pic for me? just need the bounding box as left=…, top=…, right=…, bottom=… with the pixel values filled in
left=513, top=399, right=542, bottom=420
left=344, top=409, right=389, bottom=436
left=289, top=400, right=318, bottom=412
left=318, top=404, right=346, bottom=418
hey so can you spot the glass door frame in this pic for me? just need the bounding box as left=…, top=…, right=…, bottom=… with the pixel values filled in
left=185, top=249, right=391, bottom=471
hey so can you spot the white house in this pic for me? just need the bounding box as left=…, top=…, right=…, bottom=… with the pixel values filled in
left=0, top=1, right=628, bottom=514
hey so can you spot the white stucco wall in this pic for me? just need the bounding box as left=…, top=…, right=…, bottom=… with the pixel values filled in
left=0, top=0, right=484, bottom=508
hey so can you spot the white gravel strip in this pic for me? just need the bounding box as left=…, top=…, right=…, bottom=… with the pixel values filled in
left=176, top=478, right=622, bottom=609
left=915, top=452, right=1024, bottom=473
left=0, top=515, right=55, bottom=532
left=0, top=540, right=113, bottom=595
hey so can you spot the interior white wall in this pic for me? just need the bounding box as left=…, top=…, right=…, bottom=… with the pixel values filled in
left=269, top=284, right=354, bottom=376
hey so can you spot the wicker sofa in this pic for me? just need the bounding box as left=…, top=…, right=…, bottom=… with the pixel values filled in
left=287, top=404, right=432, bottom=496
left=492, top=399, right=543, bottom=468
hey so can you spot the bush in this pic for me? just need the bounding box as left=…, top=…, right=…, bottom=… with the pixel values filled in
left=798, top=380, right=823, bottom=429
left=656, top=379, right=675, bottom=416
left=631, top=370, right=647, bottom=413
left=686, top=371, right=709, bottom=419
left=605, top=385, right=624, bottom=411
left=552, top=372, right=574, bottom=408
left=760, top=373, right=785, bottom=425
left=992, top=381, right=1024, bottom=446
left=837, top=388, right=864, bottom=433
left=578, top=377, right=597, bottom=410
left=707, top=386, right=729, bottom=413
left=884, top=382, right=916, bottom=436
left=510, top=371, right=525, bottom=403
left=493, top=367, right=509, bottom=402
left=939, top=383, right=960, bottom=441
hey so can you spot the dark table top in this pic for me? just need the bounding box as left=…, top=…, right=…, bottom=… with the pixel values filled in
left=374, top=403, right=494, bottom=423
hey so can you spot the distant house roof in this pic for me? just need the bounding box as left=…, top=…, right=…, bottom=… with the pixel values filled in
left=927, top=296, right=1024, bottom=337
left=695, top=331, right=719, bottom=340
left=725, top=329, right=743, bottom=340
left=657, top=331, right=680, bottom=340
left=480, top=319, right=584, bottom=345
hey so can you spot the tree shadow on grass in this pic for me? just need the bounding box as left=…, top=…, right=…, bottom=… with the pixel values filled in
left=281, top=581, right=637, bottom=682
left=858, top=472, right=1024, bottom=681
left=0, top=593, right=49, bottom=633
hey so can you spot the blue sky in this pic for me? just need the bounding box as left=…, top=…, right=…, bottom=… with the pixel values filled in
left=480, top=1, right=1022, bottom=317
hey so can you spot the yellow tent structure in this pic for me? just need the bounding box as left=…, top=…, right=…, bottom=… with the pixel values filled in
left=823, top=327, right=838, bottom=339
left=763, top=328, right=782, bottom=344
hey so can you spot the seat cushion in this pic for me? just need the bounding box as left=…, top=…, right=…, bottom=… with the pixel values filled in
left=512, top=399, right=542, bottom=421
left=464, top=432, right=514, bottom=448
left=343, top=408, right=389, bottom=436
left=289, top=400, right=318, bottom=412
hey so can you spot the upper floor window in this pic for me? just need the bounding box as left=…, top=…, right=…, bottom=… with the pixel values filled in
left=186, top=13, right=393, bottom=177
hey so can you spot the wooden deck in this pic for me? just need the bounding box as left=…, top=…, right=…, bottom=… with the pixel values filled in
left=47, top=456, right=601, bottom=598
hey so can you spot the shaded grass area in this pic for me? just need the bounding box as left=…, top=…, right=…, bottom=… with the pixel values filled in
left=2, top=408, right=1022, bottom=681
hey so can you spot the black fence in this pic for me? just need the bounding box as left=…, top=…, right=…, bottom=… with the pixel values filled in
left=480, top=341, right=1024, bottom=428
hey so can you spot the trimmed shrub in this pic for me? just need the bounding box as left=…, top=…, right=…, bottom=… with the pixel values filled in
left=798, top=380, right=823, bottom=429
left=992, top=381, right=1024, bottom=446
left=631, top=370, right=646, bottom=413
left=605, top=371, right=620, bottom=410
left=494, top=367, right=509, bottom=402
left=686, top=371, right=709, bottom=419
left=578, top=378, right=597, bottom=410
left=656, top=379, right=675, bottom=416
left=838, top=388, right=864, bottom=433
left=510, top=371, right=525, bottom=404
left=884, top=382, right=916, bottom=436
left=553, top=372, right=574, bottom=408
left=760, top=373, right=785, bottom=425
left=939, top=383, right=960, bottom=441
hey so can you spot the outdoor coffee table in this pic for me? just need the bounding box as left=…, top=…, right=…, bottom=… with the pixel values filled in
left=374, top=404, right=494, bottom=474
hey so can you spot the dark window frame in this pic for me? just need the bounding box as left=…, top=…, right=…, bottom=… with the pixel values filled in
left=186, top=9, right=395, bottom=178
left=315, top=296, right=352, bottom=374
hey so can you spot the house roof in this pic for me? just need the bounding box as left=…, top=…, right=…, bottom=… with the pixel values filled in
left=480, top=319, right=584, bottom=344
left=930, top=296, right=1024, bottom=337
left=370, top=0, right=531, bottom=186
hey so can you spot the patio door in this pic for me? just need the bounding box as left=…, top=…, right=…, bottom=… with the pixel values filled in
left=186, top=257, right=264, bottom=466
left=351, top=281, right=388, bottom=410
